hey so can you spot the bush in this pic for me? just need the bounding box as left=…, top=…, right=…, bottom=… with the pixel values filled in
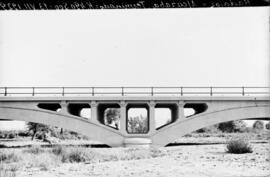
left=266, top=121, right=270, bottom=130
left=7, top=134, right=15, bottom=139
left=121, top=147, right=166, bottom=160
left=253, top=120, right=264, bottom=130
left=219, top=120, right=246, bottom=133
left=52, top=145, right=66, bottom=156
left=226, top=138, right=253, bottom=154
left=0, top=131, right=17, bottom=139
left=0, top=152, right=20, bottom=163
left=17, top=130, right=29, bottom=137
left=58, top=130, right=89, bottom=140
left=23, top=145, right=44, bottom=154
left=22, top=152, right=60, bottom=171
left=196, top=124, right=219, bottom=133
left=0, top=163, right=19, bottom=177
left=61, top=148, right=90, bottom=163
left=127, top=115, right=148, bottom=133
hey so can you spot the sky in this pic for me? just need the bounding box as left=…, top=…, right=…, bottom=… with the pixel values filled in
left=0, top=7, right=269, bottom=130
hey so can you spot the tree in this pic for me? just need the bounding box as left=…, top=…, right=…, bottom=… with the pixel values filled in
left=104, top=108, right=120, bottom=129
left=253, top=120, right=264, bottom=130
left=218, top=120, right=246, bottom=133
left=127, top=115, right=148, bottom=133
left=27, top=122, right=51, bottom=140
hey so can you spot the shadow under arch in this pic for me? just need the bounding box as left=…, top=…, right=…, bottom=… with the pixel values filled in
left=0, top=106, right=124, bottom=147
left=151, top=105, right=270, bottom=146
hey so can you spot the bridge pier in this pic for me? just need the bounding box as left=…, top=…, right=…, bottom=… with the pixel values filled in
left=177, top=101, right=185, bottom=121
left=90, top=101, right=98, bottom=123
left=123, top=138, right=152, bottom=148
left=120, top=101, right=127, bottom=135
left=60, top=101, right=68, bottom=114
left=149, top=101, right=156, bottom=135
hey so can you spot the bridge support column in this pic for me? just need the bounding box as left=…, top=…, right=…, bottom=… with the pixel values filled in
left=90, top=101, right=98, bottom=123
left=177, top=101, right=185, bottom=121
left=120, top=101, right=127, bottom=135
left=60, top=101, right=68, bottom=114
left=149, top=101, right=156, bottom=134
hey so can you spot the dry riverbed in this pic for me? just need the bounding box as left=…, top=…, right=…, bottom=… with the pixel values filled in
left=1, top=132, right=270, bottom=177
left=1, top=143, right=269, bottom=177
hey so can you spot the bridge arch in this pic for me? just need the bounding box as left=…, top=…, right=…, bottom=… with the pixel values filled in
left=0, top=106, right=124, bottom=147
left=151, top=104, right=270, bottom=146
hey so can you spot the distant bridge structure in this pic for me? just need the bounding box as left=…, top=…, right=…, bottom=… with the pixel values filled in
left=0, top=86, right=269, bottom=147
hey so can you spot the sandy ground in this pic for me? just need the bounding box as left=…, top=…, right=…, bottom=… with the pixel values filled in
left=15, top=143, right=270, bottom=177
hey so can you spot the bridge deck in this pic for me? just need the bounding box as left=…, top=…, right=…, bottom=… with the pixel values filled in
left=0, top=86, right=269, bottom=96
left=0, top=87, right=269, bottom=101
left=0, top=96, right=269, bottom=101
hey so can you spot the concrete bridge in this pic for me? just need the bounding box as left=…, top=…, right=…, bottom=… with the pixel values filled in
left=0, top=87, right=269, bottom=147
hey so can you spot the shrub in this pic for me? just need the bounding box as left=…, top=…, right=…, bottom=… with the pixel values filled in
left=196, top=124, right=220, bottom=133
left=7, top=134, right=15, bottom=139
left=184, top=133, right=192, bottom=137
left=23, top=145, right=44, bottom=154
left=127, top=115, right=148, bottom=133
left=58, top=130, right=89, bottom=140
left=253, top=120, right=264, bottom=130
left=22, top=152, right=60, bottom=170
left=17, top=130, right=29, bottom=137
left=52, top=145, right=66, bottom=156
left=0, top=163, right=19, bottom=177
left=121, top=147, right=166, bottom=160
left=218, top=120, right=246, bottom=133
left=0, top=152, right=20, bottom=163
left=149, top=147, right=166, bottom=158
left=226, top=138, right=253, bottom=154
left=61, top=148, right=90, bottom=163
left=0, top=131, right=17, bottom=139
left=36, top=154, right=57, bottom=171
left=266, top=121, right=270, bottom=130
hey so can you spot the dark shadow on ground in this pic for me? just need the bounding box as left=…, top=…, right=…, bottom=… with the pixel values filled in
left=166, top=141, right=269, bottom=147
left=0, top=143, right=111, bottom=148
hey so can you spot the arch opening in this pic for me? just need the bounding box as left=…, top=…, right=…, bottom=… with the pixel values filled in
left=97, top=103, right=120, bottom=130
left=155, top=103, right=178, bottom=130
left=127, top=103, right=149, bottom=134
left=67, top=103, right=91, bottom=119
left=184, top=103, right=208, bottom=117
left=37, top=103, right=61, bottom=112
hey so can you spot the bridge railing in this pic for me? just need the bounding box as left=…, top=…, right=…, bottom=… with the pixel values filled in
left=0, top=87, right=269, bottom=97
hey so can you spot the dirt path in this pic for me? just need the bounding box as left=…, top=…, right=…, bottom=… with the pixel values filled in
left=16, top=143, right=270, bottom=177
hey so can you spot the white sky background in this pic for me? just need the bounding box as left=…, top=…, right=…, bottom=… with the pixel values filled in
left=0, top=7, right=269, bottom=130
left=0, top=7, right=269, bottom=86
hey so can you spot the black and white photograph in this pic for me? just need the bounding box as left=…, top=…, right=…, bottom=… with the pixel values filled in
left=0, top=0, right=269, bottom=176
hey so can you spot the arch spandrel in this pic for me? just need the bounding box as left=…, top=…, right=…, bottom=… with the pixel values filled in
left=151, top=104, right=270, bottom=146
left=0, top=106, right=124, bottom=147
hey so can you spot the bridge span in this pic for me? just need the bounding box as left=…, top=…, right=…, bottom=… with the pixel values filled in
left=0, top=87, right=269, bottom=147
